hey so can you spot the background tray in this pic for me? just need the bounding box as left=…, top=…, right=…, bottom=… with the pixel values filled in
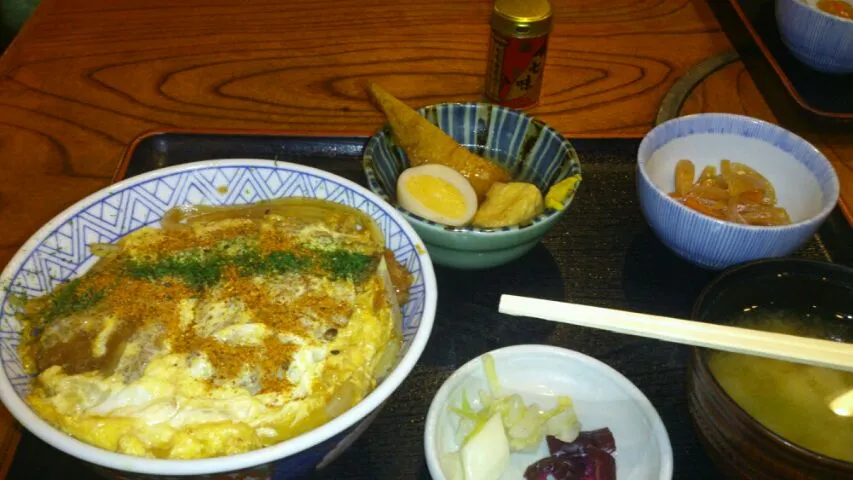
left=726, top=0, right=853, bottom=120
left=9, top=132, right=853, bottom=479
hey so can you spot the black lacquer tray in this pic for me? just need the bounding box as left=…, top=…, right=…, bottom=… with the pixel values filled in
left=9, top=132, right=852, bottom=480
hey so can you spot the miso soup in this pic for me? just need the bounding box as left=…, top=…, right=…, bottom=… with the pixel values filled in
left=707, top=312, right=853, bottom=463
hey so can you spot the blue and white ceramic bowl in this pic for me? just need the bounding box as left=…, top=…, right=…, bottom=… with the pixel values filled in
left=363, top=102, right=581, bottom=270
left=637, top=113, right=839, bottom=270
left=776, top=0, right=853, bottom=74
left=0, top=160, right=438, bottom=479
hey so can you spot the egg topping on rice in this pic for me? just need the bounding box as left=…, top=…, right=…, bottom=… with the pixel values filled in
left=16, top=198, right=412, bottom=459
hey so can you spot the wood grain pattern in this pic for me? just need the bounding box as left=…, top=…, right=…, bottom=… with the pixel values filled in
left=0, top=407, right=19, bottom=480
left=680, top=61, right=853, bottom=222
left=0, top=0, right=849, bottom=476
left=0, top=0, right=732, bottom=268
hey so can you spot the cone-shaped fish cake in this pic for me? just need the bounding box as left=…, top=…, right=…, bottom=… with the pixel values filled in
left=367, top=83, right=511, bottom=199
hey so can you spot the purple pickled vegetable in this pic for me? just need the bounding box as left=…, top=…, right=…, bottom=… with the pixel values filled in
left=524, top=430, right=617, bottom=480
left=523, top=454, right=585, bottom=480
left=548, top=428, right=616, bottom=455
left=582, top=446, right=616, bottom=480
left=523, top=446, right=615, bottom=480
left=580, top=428, right=616, bottom=454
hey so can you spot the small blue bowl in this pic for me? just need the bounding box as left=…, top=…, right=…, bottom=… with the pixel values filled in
left=637, top=113, right=839, bottom=270
left=776, top=0, right=853, bottom=75
left=363, top=102, right=581, bottom=270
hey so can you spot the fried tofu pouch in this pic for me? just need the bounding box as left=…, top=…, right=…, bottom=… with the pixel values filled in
left=367, top=83, right=511, bottom=199
left=472, top=182, right=544, bottom=228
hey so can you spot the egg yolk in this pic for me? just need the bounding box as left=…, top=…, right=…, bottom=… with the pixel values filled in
left=404, top=175, right=467, bottom=219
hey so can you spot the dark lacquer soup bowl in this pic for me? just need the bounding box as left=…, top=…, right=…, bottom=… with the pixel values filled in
left=687, top=258, right=853, bottom=479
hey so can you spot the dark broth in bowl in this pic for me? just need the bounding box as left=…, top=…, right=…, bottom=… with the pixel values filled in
left=707, top=312, right=853, bottom=463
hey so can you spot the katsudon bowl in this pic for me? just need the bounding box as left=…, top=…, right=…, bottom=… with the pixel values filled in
left=0, top=160, right=438, bottom=479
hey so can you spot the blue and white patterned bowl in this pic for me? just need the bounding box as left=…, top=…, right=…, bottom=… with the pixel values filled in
left=363, top=102, right=581, bottom=270
left=0, top=160, right=438, bottom=479
left=776, top=0, right=853, bottom=74
left=637, top=113, right=839, bottom=270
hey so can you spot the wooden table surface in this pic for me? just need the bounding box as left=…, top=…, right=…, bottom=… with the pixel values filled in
left=0, top=0, right=850, bottom=476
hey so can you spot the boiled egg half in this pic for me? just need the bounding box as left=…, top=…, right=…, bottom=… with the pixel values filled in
left=397, top=164, right=478, bottom=226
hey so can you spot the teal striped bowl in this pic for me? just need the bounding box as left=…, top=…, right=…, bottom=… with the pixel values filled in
left=362, top=102, right=581, bottom=269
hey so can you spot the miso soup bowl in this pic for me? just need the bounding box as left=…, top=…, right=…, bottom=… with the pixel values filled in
left=363, top=102, right=582, bottom=270
left=0, top=160, right=438, bottom=480
left=687, top=258, right=853, bottom=479
left=637, top=113, right=839, bottom=270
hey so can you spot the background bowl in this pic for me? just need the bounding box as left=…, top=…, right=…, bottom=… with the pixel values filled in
left=688, top=258, right=853, bottom=479
left=424, top=345, right=673, bottom=480
left=0, top=160, right=438, bottom=479
left=363, top=102, right=581, bottom=270
left=776, top=0, right=853, bottom=75
left=637, top=113, right=839, bottom=270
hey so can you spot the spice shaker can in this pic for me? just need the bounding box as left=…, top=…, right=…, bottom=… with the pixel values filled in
left=484, top=0, right=553, bottom=108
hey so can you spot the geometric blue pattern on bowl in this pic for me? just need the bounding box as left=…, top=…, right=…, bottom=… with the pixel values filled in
left=775, top=0, right=853, bottom=75
left=637, top=113, right=840, bottom=270
left=0, top=160, right=437, bottom=478
left=363, top=102, right=582, bottom=233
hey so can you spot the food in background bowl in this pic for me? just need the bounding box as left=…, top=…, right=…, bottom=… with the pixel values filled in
left=810, top=0, right=853, bottom=19
left=668, top=159, right=791, bottom=226
left=0, top=160, right=437, bottom=478
left=15, top=198, right=409, bottom=459
left=776, top=0, right=853, bottom=74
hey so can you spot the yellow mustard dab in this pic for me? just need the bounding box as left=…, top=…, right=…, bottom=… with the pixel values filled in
left=545, top=174, right=582, bottom=211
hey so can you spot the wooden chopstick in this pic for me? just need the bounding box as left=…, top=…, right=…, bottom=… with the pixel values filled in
left=498, top=294, right=853, bottom=372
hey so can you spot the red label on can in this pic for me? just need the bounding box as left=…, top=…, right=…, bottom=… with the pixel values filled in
left=484, top=30, right=548, bottom=109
